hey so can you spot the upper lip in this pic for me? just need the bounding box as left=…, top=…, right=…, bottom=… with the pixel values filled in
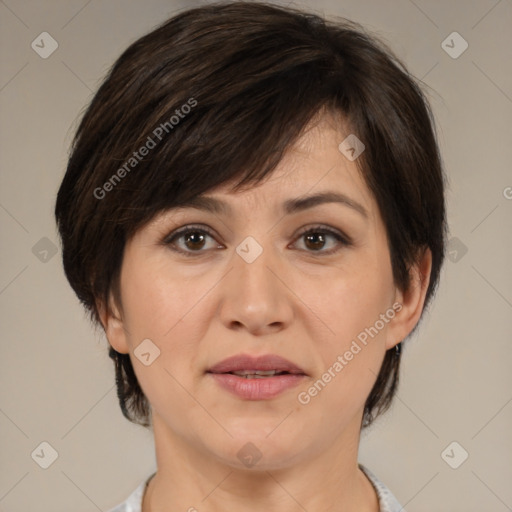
left=207, top=354, right=307, bottom=375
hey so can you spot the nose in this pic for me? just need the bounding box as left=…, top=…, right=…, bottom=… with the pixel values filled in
left=218, top=238, right=294, bottom=336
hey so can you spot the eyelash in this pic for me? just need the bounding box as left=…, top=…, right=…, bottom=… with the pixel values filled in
left=162, top=224, right=352, bottom=257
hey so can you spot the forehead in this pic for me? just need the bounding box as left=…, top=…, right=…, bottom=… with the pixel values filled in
left=209, top=111, right=376, bottom=218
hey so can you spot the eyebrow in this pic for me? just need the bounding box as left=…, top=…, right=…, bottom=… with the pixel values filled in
left=176, top=191, right=369, bottom=220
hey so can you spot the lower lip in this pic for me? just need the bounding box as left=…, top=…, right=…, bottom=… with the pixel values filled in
left=208, top=373, right=306, bottom=400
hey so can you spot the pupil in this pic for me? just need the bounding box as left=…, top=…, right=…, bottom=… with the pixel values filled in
left=186, top=232, right=205, bottom=249
left=306, top=233, right=324, bottom=250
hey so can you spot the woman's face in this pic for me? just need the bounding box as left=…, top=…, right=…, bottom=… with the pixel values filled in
left=104, top=112, right=427, bottom=470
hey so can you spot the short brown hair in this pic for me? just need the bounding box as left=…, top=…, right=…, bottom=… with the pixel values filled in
left=55, top=1, right=447, bottom=428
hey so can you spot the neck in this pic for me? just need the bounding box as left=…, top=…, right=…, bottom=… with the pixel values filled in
left=142, top=412, right=379, bottom=512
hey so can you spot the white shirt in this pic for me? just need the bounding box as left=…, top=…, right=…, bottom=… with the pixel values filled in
left=106, top=465, right=405, bottom=512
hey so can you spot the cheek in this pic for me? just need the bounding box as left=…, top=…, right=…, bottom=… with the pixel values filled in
left=300, top=253, right=393, bottom=346
left=296, top=276, right=391, bottom=427
left=294, top=254, right=394, bottom=408
left=115, top=257, right=189, bottom=381
left=118, top=253, right=222, bottom=406
left=120, top=254, right=205, bottom=339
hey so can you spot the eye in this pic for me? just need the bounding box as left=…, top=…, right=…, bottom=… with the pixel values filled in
left=292, top=225, right=352, bottom=255
left=163, top=224, right=352, bottom=257
left=163, top=225, right=222, bottom=256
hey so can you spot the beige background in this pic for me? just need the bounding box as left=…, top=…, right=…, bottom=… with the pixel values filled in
left=1, top=0, right=511, bottom=510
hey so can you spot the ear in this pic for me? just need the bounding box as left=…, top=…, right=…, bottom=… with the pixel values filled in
left=97, top=294, right=130, bottom=354
left=385, top=247, right=433, bottom=350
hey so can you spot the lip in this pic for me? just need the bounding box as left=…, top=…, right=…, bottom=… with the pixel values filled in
left=207, top=354, right=308, bottom=400
left=208, top=353, right=307, bottom=375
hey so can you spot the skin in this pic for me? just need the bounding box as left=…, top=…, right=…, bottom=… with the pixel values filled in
left=100, top=110, right=432, bottom=512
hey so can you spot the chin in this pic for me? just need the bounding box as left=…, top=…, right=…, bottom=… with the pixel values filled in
left=212, top=428, right=307, bottom=471
left=222, top=445, right=302, bottom=472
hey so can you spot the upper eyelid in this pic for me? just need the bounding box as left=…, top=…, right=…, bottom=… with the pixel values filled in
left=164, top=224, right=217, bottom=241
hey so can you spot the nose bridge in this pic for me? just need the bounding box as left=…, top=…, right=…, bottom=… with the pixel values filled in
left=220, top=233, right=292, bottom=332
left=234, top=233, right=280, bottom=297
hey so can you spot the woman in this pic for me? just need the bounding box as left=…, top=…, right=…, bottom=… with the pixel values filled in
left=55, top=2, right=447, bottom=511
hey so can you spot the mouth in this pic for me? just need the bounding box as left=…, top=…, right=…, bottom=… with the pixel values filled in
left=206, top=354, right=308, bottom=400
left=207, top=353, right=307, bottom=376
left=220, top=369, right=297, bottom=379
